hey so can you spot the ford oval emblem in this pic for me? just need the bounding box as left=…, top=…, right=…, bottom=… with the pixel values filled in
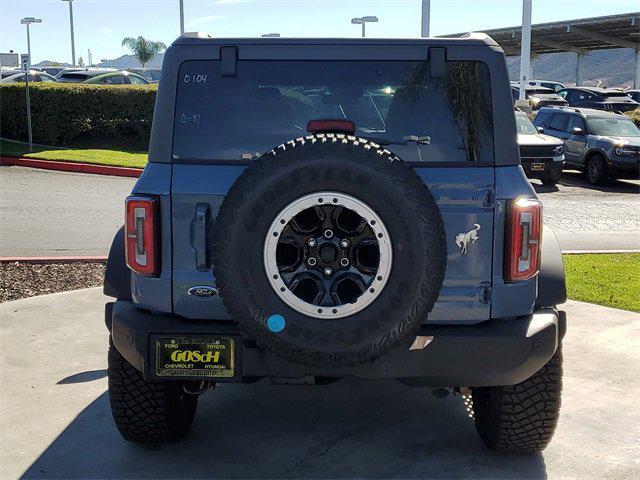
left=188, top=286, right=219, bottom=298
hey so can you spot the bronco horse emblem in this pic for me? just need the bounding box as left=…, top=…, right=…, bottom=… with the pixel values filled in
left=455, top=223, right=481, bottom=254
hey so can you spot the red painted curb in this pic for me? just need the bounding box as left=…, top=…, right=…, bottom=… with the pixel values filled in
left=0, top=256, right=108, bottom=264
left=0, top=156, right=142, bottom=178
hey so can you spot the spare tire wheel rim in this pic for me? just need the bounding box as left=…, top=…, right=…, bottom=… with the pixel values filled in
left=264, top=191, right=392, bottom=319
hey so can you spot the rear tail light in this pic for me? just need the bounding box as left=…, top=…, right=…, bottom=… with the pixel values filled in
left=506, top=197, right=542, bottom=282
left=125, top=196, right=159, bottom=276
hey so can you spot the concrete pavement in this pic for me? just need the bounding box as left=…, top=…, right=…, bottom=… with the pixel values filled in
left=1, top=288, right=639, bottom=479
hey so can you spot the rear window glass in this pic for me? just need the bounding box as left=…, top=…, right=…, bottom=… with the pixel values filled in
left=528, top=88, right=554, bottom=95
left=540, top=83, right=561, bottom=92
left=59, top=73, right=90, bottom=82
left=603, top=92, right=631, bottom=100
left=172, top=60, right=494, bottom=163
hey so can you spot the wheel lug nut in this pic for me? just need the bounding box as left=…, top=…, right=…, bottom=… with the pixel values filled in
left=307, top=238, right=317, bottom=248
left=323, top=267, right=333, bottom=276
left=307, top=257, right=317, bottom=266
left=340, top=239, right=349, bottom=249
left=323, top=229, right=334, bottom=239
left=340, top=258, right=350, bottom=267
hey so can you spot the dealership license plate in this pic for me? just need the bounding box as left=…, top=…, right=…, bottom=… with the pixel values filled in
left=531, top=163, right=545, bottom=171
left=156, top=336, right=235, bottom=378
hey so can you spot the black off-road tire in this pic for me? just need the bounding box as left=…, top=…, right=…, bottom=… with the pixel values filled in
left=212, top=134, right=447, bottom=367
left=472, top=347, right=562, bottom=453
left=108, top=339, right=198, bottom=443
left=586, top=155, right=608, bottom=185
left=541, top=168, right=561, bottom=186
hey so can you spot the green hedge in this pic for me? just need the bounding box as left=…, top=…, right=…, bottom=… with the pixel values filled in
left=0, top=83, right=157, bottom=146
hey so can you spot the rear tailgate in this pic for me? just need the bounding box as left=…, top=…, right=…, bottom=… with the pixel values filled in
left=171, top=164, right=494, bottom=323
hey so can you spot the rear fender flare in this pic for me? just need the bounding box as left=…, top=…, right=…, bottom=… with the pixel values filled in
left=104, top=226, right=132, bottom=301
left=536, top=226, right=566, bottom=308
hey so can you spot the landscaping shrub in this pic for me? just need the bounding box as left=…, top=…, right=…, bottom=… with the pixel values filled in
left=0, top=83, right=157, bottom=146
left=625, top=108, right=640, bottom=127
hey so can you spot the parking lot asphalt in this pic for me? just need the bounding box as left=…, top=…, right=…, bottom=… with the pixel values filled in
left=0, top=166, right=136, bottom=257
left=1, top=288, right=638, bottom=479
left=0, top=166, right=638, bottom=256
left=533, top=170, right=640, bottom=252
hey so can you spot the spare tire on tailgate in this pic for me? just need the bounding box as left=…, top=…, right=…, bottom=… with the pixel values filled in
left=212, top=134, right=447, bottom=367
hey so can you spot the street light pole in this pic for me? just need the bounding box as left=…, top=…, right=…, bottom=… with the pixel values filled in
left=421, top=0, right=430, bottom=37
left=21, top=17, right=42, bottom=69
left=20, top=17, right=41, bottom=152
left=179, top=0, right=185, bottom=34
left=26, top=23, right=32, bottom=68
left=351, top=16, right=378, bottom=38
left=61, top=0, right=76, bottom=66
left=519, top=0, right=532, bottom=102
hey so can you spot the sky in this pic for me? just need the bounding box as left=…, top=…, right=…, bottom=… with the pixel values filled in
left=1, top=0, right=638, bottom=65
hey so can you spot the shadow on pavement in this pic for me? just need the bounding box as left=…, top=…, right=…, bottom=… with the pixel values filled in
left=553, top=170, right=638, bottom=194
left=532, top=182, right=559, bottom=194
left=57, top=370, right=107, bottom=385
left=23, top=379, right=545, bottom=479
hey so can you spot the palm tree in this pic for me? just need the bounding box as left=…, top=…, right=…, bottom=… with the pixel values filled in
left=121, top=36, right=167, bottom=68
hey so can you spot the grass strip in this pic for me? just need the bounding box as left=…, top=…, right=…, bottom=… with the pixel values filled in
left=563, top=253, right=640, bottom=312
left=1, top=139, right=147, bottom=169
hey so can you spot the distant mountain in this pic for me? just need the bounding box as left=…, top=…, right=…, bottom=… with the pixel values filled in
left=506, top=48, right=635, bottom=88
left=33, top=60, right=72, bottom=67
left=31, top=47, right=636, bottom=87
left=32, top=54, right=164, bottom=70
left=97, top=53, right=164, bottom=69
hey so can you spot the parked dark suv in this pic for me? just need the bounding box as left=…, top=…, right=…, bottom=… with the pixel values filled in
left=104, top=34, right=567, bottom=452
left=511, top=85, right=567, bottom=109
left=626, top=90, right=640, bottom=103
left=515, top=110, right=565, bottom=185
left=557, top=87, right=639, bottom=113
left=534, top=106, right=640, bottom=184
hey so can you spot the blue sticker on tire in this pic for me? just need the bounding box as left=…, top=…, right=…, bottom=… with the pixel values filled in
left=267, top=314, right=285, bottom=333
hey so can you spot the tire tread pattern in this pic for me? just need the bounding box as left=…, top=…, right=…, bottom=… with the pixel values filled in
left=212, top=133, right=447, bottom=367
left=108, top=339, right=197, bottom=443
left=472, top=348, right=562, bottom=453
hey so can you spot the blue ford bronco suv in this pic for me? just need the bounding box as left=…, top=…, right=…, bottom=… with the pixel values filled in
left=104, top=33, right=567, bottom=452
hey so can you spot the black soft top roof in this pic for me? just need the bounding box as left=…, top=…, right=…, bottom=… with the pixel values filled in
left=150, top=31, right=520, bottom=167
left=171, top=32, right=499, bottom=48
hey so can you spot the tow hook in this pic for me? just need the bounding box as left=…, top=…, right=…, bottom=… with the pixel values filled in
left=183, top=380, right=214, bottom=395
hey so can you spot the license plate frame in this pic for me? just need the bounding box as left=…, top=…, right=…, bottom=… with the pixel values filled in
left=531, top=162, right=545, bottom=171
left=155, top=336, right=235, bottom=378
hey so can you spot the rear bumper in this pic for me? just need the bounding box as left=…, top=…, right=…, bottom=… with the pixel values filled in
left=606, top=103, right=639, bottom=113
left=107, top=301, right=566, bottom=388
left=537, top=101, right=567, bottom=108
left=607, top=159, right=640, bottom=179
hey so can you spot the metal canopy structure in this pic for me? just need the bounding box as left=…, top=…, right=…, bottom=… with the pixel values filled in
left=443, top=12, right=640, bottom=87
left=467, top=12, right=639, bottom=56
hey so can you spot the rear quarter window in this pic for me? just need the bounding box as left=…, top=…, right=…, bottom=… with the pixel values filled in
left=548, top=114, right=568, bottom=132
left=534, top=111, right=551, bottom=126
left=172, top=59, right=494, bottom=164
